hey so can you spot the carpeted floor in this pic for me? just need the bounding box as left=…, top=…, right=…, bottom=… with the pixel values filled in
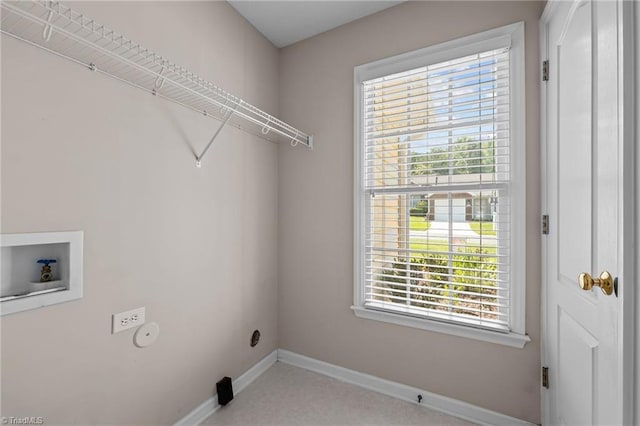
left=203, top=362, right=476, bottom=425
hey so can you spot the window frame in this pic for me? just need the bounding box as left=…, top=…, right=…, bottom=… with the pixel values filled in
left=353, top=22, right=529, bottom=348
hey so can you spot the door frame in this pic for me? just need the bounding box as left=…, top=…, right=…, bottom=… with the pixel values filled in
left=539, top=1, right=637, bottom=425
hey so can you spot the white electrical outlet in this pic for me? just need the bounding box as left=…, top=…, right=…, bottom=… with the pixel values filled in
left=112, top=307, right=146, bottom=334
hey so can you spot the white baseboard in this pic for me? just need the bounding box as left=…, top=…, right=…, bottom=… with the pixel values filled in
left=277, top=349, right=535, bottom=426
left=175, top=348, right=535, bottom=426
left=173, top=350, right=278, bottom=426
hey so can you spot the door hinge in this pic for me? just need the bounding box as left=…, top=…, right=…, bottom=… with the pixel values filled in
left=542, top=366, right=549, bottom=388
left=542, top=214, right=549, bottom=235
left=542, top=60, right=549, bottom=82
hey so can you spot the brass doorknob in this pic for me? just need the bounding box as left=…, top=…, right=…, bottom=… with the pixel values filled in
left=578, top=271, right=614, bottom=296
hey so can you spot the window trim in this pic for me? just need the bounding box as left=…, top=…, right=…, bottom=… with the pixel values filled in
left=353, top=22, right=528, bottom=348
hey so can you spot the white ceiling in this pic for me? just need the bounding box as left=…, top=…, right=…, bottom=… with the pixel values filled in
left=227, top=1, right=404, bottom=48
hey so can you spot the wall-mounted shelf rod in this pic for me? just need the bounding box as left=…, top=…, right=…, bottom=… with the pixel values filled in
left=0, top=1, right=314, bottom=160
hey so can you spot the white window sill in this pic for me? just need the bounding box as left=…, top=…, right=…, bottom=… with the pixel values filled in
left=351, top=305, right=530, bottom=349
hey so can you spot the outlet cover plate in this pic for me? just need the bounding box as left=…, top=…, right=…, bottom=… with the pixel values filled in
left=112, top=307, right=145, bottom=334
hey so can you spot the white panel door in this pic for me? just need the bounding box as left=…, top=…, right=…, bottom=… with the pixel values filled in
left=543, top=0, right=632, bottom=424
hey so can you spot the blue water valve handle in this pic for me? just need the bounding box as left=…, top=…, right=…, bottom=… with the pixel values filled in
left=37, top=259, right=57, bottom=266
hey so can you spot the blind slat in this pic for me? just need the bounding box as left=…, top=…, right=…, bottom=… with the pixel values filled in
left=367, top=270, right=509, bottom=288
left=365, top=292, right=509, bottom=317
left=365, top=136, right=511, bottom=154
left=365, top=48, right=509, bottom=88
left=365, top=114, right=511, bottom=139
left=365, top=301, right=510, bottom=329
left=365, top=82, right=509, bottom=115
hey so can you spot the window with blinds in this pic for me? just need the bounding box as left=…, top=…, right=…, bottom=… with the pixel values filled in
left=354, top=25, right=526, bottom=340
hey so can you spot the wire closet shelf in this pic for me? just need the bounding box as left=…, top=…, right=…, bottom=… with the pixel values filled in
left=0, top=1, right=313, bottom=166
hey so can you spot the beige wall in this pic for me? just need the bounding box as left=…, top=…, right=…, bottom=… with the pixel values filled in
left=278, top=1, right=545, bottom=423
left=1, top=2, right=279, bottom=424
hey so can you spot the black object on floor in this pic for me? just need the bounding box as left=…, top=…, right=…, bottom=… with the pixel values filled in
left=217, top=376, right=234, bottom=406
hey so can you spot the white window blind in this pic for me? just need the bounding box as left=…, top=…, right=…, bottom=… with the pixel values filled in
left=361, top=46, right=512, bottom=332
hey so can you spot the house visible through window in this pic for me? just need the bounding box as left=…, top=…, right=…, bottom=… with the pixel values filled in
left=353, top=23, right=527, bottom=346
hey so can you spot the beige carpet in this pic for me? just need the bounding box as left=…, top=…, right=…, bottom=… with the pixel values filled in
left=203, top=362, right=476, bottom=426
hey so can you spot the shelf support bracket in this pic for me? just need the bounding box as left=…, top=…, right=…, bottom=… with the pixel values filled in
left=42, top=6, right=54, bottom=41
left=195, top=107, right=236, bottom=168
